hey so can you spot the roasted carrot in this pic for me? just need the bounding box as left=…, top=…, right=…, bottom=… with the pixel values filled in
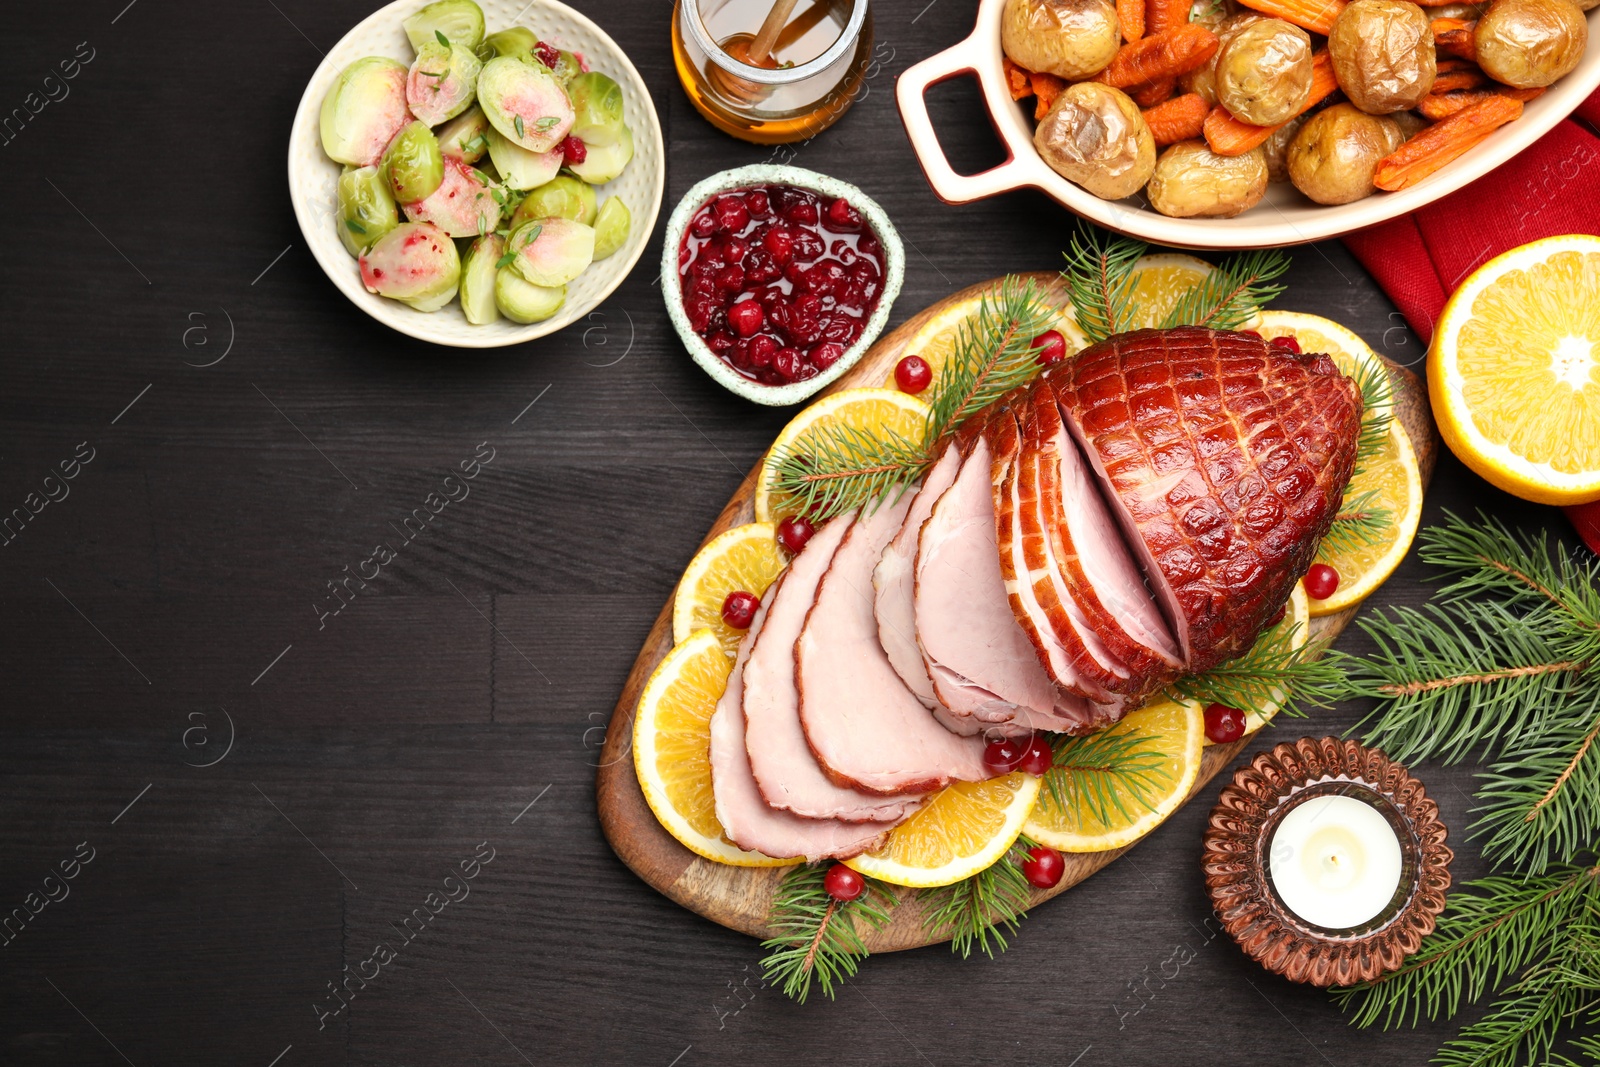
left=1030, top=71, right=1066, bottom=118
left=1203, top=49, right=1337, bottom=155
left=1235, top=0, right=1347, bottom=36
left=1416, top=84, right=1543, bottom=120
left=1119, top=0, right=1147, bottom=40
left=1004, top=56, right=1033, bottom=101
left=1097, top=25, right=1219, bottom=88
left=1146, top=0, right=1192, bottom=35
left=1132, top=78, right=1178, bottom=107
left=1430, top=16, right=1479, bottom=59
left=1431, top=66, right=1488, bottom=93
left=1142, top=91, right=1211, bottom=144
left=1374, top=94, right=1523, bottom=190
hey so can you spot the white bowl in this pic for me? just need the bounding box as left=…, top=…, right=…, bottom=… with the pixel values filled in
left=661, top=164, right=906, bottom=407
left=896, top=0, right=1600, bottom=250
left=287, top=0, right=664, bottom=347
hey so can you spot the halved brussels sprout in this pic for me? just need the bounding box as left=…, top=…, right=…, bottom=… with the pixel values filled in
left=402, top=0, right=486, bottom=53
left=550, top=50, right=584, bottom=84
left=510, top=175, right=597, bottom=229
left=478, top=27, right=537, bottom=63
left=566, top=72, right=625, bottom=148
left=406, top=40, right=483, bottom=125
left=382, top=120, right=445, bottom=202
left=358, top=222, right=461, bottom=311
left=478, top=56, right=574, bottom=153
left=320, top=57, right=410, bottom=166
left=402, top=158, right=502, bottom=237
left=485, top=126, right=562, bottom=190
left=507, top=217, right=595, bottom=286
left=460, top=233, right=503, bottom=325
left=495, top=268, right=566, bottom=323
left=591, top=196, right=631, bottom=260
left=338, top=165, right=400, bottom=257
left=437, top=106, right=491, bottom=163
left=566, top=124, right=633, bottom=184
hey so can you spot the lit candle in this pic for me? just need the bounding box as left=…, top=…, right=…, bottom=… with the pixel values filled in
left=1268, top=794, right=1404, bottom=930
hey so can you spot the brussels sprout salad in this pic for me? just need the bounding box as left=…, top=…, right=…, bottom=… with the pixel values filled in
left=319, top=0, right=636, bottom=325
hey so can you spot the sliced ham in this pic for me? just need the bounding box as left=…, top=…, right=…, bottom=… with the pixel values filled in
left=914, top=432, right=1070, bottom=729
left=798, top=495, right=991, bottom=794
left=743, top=515, right=923, bottom=822
left=710, top=591, right=895, bottom=861
left=873, top=442, right=962, bottom=709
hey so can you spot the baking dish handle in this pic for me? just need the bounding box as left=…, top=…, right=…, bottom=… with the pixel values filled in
left=896, top=32, right=1040, bottom=204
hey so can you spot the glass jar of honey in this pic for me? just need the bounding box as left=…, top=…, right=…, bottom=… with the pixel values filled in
left=671, top=0, right=874, bottom=144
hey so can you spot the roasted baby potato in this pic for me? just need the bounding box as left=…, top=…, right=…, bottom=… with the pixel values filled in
left=1286, top=103, right=1404, bottom=204
left=1474, top=0, right=1588, bottom=87
left=1034, top=82, right=1157, bottom=199
left=1215, top=17, right=1315, bottom=126
left=1146, top=138, right=1269, bottom=216
left=1330, top=0, right=1438, bottom=113
left=1002, top=0, right=1122, bottom=80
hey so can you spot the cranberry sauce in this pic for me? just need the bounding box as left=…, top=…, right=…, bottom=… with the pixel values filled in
left=678, top=184, right=885, bottom=386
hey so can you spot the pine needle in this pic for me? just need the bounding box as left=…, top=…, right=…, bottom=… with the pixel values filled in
left=1061, top=225, right=1147, bottom=343
left=1420, top=511, right=1600, bottom=631
left=920, top=836, right=1037, bottom=959
left=768, top=423, right=930, bottom=523
left=1322, top=489, right=1394, bottom=555
left=1040, top=728, right=1172, bottom=826
left=1168, top=624, right=1344, bottom=717
left=760, top=864, right=898, bottom=1003
left=1352, top=352, right=1396, bottom=475
left=1158, top=248, right=1291, bottom=332
left=925, top=276, right=1059, bottom=444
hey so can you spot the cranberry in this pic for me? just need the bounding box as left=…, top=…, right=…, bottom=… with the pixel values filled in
left=744, top=189, right=771, bottom=218
left=786, top=199, right=820, bottom=225
left=1021, top=845, right=1065, bottom=889
left=690, top=209, right=716, bottom=239
left=782, top=261, right=807, bottom=287
left=727, top=298, right=764, bottom=338
left=810, top=342, right=845, bottom=370
left=896, top=355, right=932, bottom=394
left=791, top=229, right=825, bottom=262
left=1270, top=335, right=1301, bottom=354
left=851, top=258, right=879, bottom=283
left=776, top=515, right=815, bottom=553
left=1204, top=703, right=1247, bottom=744
left=821, top=316, right=859, bottom=344
left=858, top=234, right=881, bottom=259
left=983, top=737, right=1025, bottom=774
left=686, top=296, right=718, bottom=334
left=707, top=331, right=736, bottom=354
left=786, top=315, right=823, bottom=347
left=720, top=589, right=759, bottom=629
left=826, top=197, right=864, bottom=232
left=774, top=346, right=805, bottom=381
left=763, top=227, right=795, bottom=264
left=824, top=863, right=865, bottom=902
left=696, top=241, right=726, bottom=269
left=713, top=195, right=750, bottom=234
left=534, top=42, right=561, bottom=69
left=742, top=250, right=780, bottom=285
left=689, top=272, right=718, bottom=299
left=723, top=236, right=748, bottom=264
left=561, top=136, right=587, bottom=165
left=805, top=261, right=847, bottom=295
left=1305, top=562, right=1340, bottom=600
left=1019, top=734, right=1054, bottom=775
left=715, top=265, right=746, bottom=294
left=1032, top=329, right=1068, bottom=365
left=746, top=335, right=777, bottom=368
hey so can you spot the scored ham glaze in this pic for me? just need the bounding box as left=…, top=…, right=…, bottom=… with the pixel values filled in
left=704, top=326, right=1362, bottom=849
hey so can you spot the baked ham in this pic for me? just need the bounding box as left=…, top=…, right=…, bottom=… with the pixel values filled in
left=710, top=589, right=897, bottom=861
left=797, top=494, right=990, bottom=794
left=1048, top=327, right=1361, bottom=672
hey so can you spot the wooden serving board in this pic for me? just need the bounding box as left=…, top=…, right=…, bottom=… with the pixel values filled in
left=596, top=273, right=1438, bottom=951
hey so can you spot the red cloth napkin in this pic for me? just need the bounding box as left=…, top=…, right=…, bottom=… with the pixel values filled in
left=1341, top=88, right=1600, bottom=554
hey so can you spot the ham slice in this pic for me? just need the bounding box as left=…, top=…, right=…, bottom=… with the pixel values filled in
left=873, top=442, right=962, bottom=709
left=710, top=591, right=895, bottom=861
left=914, top=433, right=1070, bottom=729
left=743, top=515, right=923, bottom=822
left=798, top=496, right=991, bottom=794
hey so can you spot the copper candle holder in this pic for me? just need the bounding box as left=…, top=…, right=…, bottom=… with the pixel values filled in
left=1202, top=737, right=1453, bottom=987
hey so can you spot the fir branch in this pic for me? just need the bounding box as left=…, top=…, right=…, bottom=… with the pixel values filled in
left=1352, top=349, right=1396, bottom=474
left=1421, top=511, right=1600, bottom=631
left=760, top=864, right=898, bottom=1003
left=767, top=424, right=930, bottom=523
left=1040, top=728, right=1171, bottom=826
left=1158, top=248, right=1291, bottom=331
left=1168, top=625, right=1344, bottom=717
left=1474, top=691, right=1600, bottom=875
left=919, top=835, right=1036, bottom=959
left=1322, top=489, right=1394, bottom=555
left=1334, top=864, right=1600, bottom=1030
left=1347, top=599, right=1596, bottom=765
left=1433, top=964, right=1592, bottom=1067
left=926, top=276, right=1058, bottom=444
left=1061, top=226, right=1147, bottom=343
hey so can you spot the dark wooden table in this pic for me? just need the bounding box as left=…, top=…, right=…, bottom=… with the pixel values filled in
left=0, top=2, right=1572, bottom=1064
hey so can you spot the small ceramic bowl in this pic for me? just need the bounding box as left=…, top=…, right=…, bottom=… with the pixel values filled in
left=661, top=164, right=905, bottom=406
left=287, top=0, right=665, bottom=348
left=1202, top=737, right=1452, bottom=987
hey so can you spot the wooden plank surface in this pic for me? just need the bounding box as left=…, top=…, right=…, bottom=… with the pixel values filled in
left=595, top=272, right=1439, bottom=948
left=0, top=0, right=1572, bottom=1064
